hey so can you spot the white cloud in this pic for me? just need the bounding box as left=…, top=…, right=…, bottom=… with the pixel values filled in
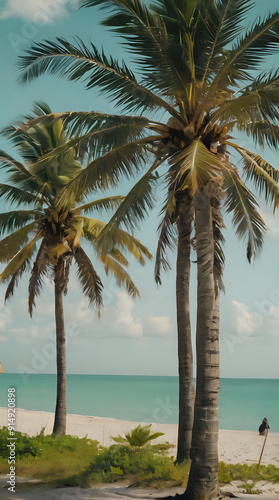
left=65, top=292, right=173, bottom=340
left=259, top=207, right=279, bottom=239
left=0, top=305, right=12, bottom=333
left=232, top=300, right=256, bottom=336
left=231, top=299, right=279, bottom=340
left=113, top=292, right=143, bottom=338
left=142, top=314, right=173, bottom=337
left=0, top=0, right=77, bottom=23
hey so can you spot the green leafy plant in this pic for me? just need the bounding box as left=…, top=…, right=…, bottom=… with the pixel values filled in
left=219, top=461, right=279, bottom=484
left=239, top=481, right=262, bottom=495
left=112, top=424, right=164, bottom=448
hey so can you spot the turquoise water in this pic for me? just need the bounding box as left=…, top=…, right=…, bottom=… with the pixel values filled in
left=0, top=374, right=278, bottom=432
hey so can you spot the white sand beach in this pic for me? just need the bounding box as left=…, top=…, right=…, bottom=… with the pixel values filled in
left=0, top=408, right=279, bottom=499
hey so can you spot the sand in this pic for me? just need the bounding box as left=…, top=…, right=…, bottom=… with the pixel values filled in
left=0, top=408, right=279, bottom=499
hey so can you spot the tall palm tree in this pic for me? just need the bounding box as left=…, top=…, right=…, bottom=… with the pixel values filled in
left=17, top=0, right=279, bottom=494
left=0, top=103, right=151, bottom=436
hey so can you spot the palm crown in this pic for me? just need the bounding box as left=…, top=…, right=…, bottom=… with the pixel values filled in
left=17, top=0, right=279, bottom=270
left=0, top=103, right=151, bottom=315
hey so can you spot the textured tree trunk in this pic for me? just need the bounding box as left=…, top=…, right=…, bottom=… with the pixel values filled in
left=185, top=189, right=220, bottom=500
left=176, top=197, right=195, bottom=463
left=53, top=258, right=67, bottom=436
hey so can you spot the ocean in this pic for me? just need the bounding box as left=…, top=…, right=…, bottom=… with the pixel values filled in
left=0, top=374, right=278, bottom=432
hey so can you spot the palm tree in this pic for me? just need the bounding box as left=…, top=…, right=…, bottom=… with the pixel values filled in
left=17, top=0, right=279, bottom=495
left=0, top=103, right=151, bottom=436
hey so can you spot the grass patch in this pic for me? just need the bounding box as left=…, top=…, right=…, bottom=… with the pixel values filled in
left=1, top=427, right=278, bottom=491
left=0, top=427, right=99, bottom=485
left=84, top=443, right=190, bottom=489
left=239, top=481, right=262, bottom=495
left=218, top=461, right=279, bottom=484
left=0, top=426, right=190, bottom=489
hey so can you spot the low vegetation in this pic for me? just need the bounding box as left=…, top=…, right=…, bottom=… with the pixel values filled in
left=0, top=427, right=278, bottom=491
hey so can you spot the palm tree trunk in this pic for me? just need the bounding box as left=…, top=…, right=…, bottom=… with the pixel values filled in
left=176, top=197, right=195, bottom=463
left=185, top=189, right=219, bottom=500
left=53, top=258, right=67, bottom=436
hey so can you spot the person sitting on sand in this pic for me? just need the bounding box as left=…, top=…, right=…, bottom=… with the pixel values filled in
left=259, top=418, right=270, bottom=436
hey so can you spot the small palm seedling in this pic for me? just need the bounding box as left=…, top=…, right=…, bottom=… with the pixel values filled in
left=113, top=424, right=164, bottom=449
left=112, top=424, right=165, bottom=467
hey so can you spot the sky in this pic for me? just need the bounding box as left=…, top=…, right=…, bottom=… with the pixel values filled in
left=0, top=0, right=279, bottom=378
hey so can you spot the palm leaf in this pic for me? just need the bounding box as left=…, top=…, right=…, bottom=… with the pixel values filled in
left=98, top=225, right=152, bottom=266
left=4, top=259, right=31, bottom=302
left=237, top=120, right=279, bottom=151
left=236, top=147, right=279, bottom=211
left=223, top=168, right=266, bottom=262
left=0, top=232, right=42, bottom=280
left=102, top=162, right=160, bottom=232
left=73, top=196, right=126, bottom=216
left=24, top=117, right=149, bottom=169
left=83, top=215, right=151, bottom=264
left=0, top=210, right=40, bottom=236
left=205, top=11, right=279, bottom=105
left=0, top=183, right=41, bottom=207
left=28, top=238, right=48, bottom=316
left=18, top=37, right=177, bottom=116
left=100, top=252, right=140, bottom=298
left=172, top=139, right=225, bottom=192
left=0, top=151, right=31, bottom=178
left=0, top=221, right=40, bottom=263
left=74, top=246, right=103, bottom=313
left=80, top=0, right=191, bottom=100
left=154, top=198, right=177, bottom=285
left=201, top=0, right=254, bottom=84
left=57, top=137, right=156, bottom=208
left=211, top=70, right=279, bottom=125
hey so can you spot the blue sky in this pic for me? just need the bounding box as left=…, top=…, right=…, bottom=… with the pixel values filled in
left=0, top=0, right=279, bottom=378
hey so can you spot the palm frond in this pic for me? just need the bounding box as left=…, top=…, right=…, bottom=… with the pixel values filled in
left=73, top=196, right=126, bottom=216
left=210, top=187, right=226, bottom=293
left=172, top=139, right=225, bottom=192
left=4, top=259, right=31, bottom=302
left=57, top=137, right=156, bottom=208
left=18, top=37, right=177, bottom=116
left=0, top=183, right=41, bottom=207
left=202, top=11, right=279, bottom=113
left=201, top=0, right=254, bottom=84
left=236, top=147, right=279, bottom=211
left=0, top=210, right=40, bottom=236
left=25, top=109, right=150, bottom=137
left=83, top=216, right=152, bottom=264
left=237, top=120, right=279, bottom=151
left=100, top=252, right=140, bottom=298
left=80, top=0, right=192, bottom=100
left=0, top=150, right=31, bottom=178
left=74, top=246, right=103, bottom=313
left=154, top=206, right=177, bottom=285
left=223, top=168, right=266, bottom=262
left=28, top=238, right=48, bottom=316
left=25, top=116, right=150, bottom=169
left=211, top=70, right=279, bottom=125
left=0, top=232, right=42, bottom=280
left=0, top=221, right=40, bottom=263
left=102, top=162, right=160, bottom=233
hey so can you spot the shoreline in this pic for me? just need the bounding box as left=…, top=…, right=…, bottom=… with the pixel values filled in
left=1, top=407, right=279, bottom=466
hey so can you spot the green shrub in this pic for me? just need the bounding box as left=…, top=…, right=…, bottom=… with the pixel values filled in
left=0, top=426, right=98, bottom=460
left=219, top=461, right=279, bottom=484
